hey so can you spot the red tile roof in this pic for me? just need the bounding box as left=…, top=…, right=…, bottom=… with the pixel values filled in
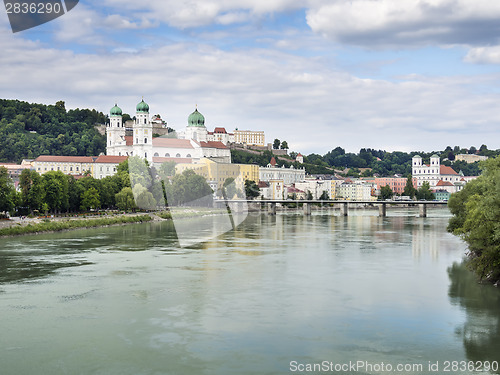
left=153, top=138, right=194, bottom=149
left=270, top=157, right=277, bottom=166
left=197, top=141, right=228, bottom=149
left=440, top=165, right=458, bottom=175
left=436, top=180, right=454, bottom=186
left=213, top=127, right=227, bottom=134
left=258, top=181, right=270, bottom=188
left=94, top=155, right=128, bottom=164
left=34, top=155, right=94, bottom=163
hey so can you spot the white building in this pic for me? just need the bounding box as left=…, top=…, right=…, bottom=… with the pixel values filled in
left=295, top=179, right=336, bottom=200
left=412, top=154, right=463, bottom=188
left=259, top=157, right=305, bottom=185
left=106, top=100, right=231, bottom=164
left=337, top=182, right=374, bottom=201
left=93, top=155, right=128, bottom=179
left=454, top=154, right=488, bottom=163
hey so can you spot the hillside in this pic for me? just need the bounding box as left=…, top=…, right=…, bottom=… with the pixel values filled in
left=232, top=145, right=500, bottom=177
left=0, top=99, right=107, bottom=163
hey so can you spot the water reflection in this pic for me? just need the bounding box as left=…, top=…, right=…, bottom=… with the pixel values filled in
left=448, top=262, right=500, bottom=372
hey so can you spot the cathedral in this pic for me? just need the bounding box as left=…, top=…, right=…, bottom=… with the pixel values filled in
left=106, top=99, right=231, bottom=164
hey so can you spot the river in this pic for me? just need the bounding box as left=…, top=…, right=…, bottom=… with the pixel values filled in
left=1, top=209, right=499, bottom=374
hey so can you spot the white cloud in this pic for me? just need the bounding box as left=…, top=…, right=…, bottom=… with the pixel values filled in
left=464, top=46, right=500, bottom=64
left=2, top=26, right=499, bottom=154
left=306, top=0, right=500, bottom=48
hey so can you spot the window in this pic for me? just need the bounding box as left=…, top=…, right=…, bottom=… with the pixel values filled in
left=165, top=153, right=170, bottom=157
left=145, top=152, right=147, bottom=158
left=176, top=153, right=181, bottom=157
left=154, top=153, right=159, bottom=157
left=144, top=138, right=147, bottom=144
left=76, top=167, right=79, bottom=171
left=70, top=167, right=73, bottom=171
left=186, top=154, right=191, bottom=157
left=136, top=138, right=138, bottom=144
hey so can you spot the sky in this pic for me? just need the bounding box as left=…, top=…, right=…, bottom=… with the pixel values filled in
left=1, top=0, right=500, bottom=155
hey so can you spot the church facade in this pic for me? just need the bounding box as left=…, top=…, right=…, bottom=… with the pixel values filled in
left=106, top=99, right=231, bottom=164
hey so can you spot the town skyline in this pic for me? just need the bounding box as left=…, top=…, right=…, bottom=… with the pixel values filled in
left=2, top=1, right=500, bottom=154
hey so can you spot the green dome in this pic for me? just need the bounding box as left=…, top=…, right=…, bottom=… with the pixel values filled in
left=136, top=99, right=149, bottom=113
left=110, top=103, right=122, bottom=116
left=188, top=108, right=205, bottom=127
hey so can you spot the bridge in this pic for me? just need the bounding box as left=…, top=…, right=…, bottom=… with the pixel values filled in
left=214, top=199, right=448, bottom=218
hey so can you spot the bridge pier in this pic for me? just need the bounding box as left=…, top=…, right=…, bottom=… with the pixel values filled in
left=379, top=203, right=387, bottom=217
left=419, top=203, right=427, bottom=218
left=267, top=202, right=276, bottom=215
left=340, top=202, right=348, bottom=216
left=303, top=203, right=311, bottom=216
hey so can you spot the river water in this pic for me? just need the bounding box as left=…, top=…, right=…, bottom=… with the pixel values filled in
left=1, top=209, right=499, bottom=375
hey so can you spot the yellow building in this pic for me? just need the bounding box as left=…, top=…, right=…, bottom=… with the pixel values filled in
left=175, top=158, right=259, bottom=193
left=33, top=155, right=95, bottom=176
left=233, top=130, right=265, bottom=146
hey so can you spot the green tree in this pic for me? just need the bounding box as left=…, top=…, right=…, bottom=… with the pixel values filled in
left=115, top=187, right=137, bottom=211
left=244, top=180, right=260, bottom=199
left=170, top=170, right=213, bottom=206
left=0, top=167, right=15, bottom=214
left=222, top=177, right=237, bottom=199
left=273, top=139, right=280, bottom=150
left=448, top=156, right=500, bottom=282
left=415, top=181, right=434, bottom=201
left=319, top=191, right=329, bottom=200
left=380, top=185, right=393, bottom=200
left=42, top=171, right=69, bottom=213
left=19, top=169, right=44, bottom=213
left=80, top=187, right=100, bottom=211
left=280, top=141, right=288, bottom=150
left=403, top=176, right=416, bottom=198
left=132, top=183, right=157, bottom=210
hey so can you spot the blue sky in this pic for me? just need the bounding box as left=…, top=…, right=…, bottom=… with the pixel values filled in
left=2, top=0, right=500, bottom=154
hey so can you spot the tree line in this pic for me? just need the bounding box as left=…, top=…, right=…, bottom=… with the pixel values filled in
left=0, top=99, right=107, bottom=163
left=447, top=155, right=500, bottom=284
left=0, top=157, right=262, bottom=217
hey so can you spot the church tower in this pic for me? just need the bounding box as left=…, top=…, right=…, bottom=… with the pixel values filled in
left=133, top=98, right=153, bottom=162
left=107, top=103, right=126, bottom=156
left=185, top=107, right=208, bottom=141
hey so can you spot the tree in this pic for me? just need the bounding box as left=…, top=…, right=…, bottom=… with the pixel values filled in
left=280, top=141, right=288, bottom=150
left=319, top=191, right=329, bottom=200
left=0, top=167, right=15, bottom=214
left=273, top=139, right=280, bottom=150
left=80, top=187, right=100, bottom=211
left=380, top=185, right=394, bottom=200
left=222, top=177, right=238, bottom=199
left=415, top=181, right=434, bottom=201
left=19, top=169, right=44, bottom=213
left=115, top=187, right=137, bottom=211
left=244, top=180, right=260, bottom=199
left=306, top=190, right=313, bottom=200
left=170, top=170, right=213, bottom=206
left=42, top=171, right=69, bottom=213
left=448, top=156, right=500, bottom=283
left=403, top=176, right=416, bottom=198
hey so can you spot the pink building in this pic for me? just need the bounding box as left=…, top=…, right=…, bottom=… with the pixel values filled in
left=374, top=177, right=417, bottom=195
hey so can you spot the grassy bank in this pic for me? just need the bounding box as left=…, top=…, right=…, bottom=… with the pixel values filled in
left=0, top=215, right=153, bottom=237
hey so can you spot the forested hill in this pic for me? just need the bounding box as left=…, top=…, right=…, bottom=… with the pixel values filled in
left=0, top=99, right=107, bottom=163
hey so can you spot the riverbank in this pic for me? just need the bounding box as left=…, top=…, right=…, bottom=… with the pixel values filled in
left=0, top=207, right=229, bottom=238
left=0, top=214, right=153, bottom=237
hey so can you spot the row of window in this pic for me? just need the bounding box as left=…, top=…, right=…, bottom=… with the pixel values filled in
left=153, top=153, right=192, bottom=158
